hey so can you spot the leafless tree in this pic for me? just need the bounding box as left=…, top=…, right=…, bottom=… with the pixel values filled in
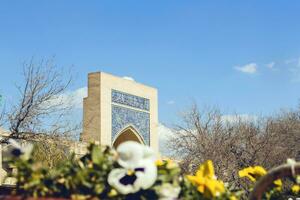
left=169, top=103, right=300, bottom=190
left=31, top=138, right=71, bottom=168
left=0, top=57, right=79, bottom=143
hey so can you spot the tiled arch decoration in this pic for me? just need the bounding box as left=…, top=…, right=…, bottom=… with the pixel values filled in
left=111, top=90, right=150, bottom=145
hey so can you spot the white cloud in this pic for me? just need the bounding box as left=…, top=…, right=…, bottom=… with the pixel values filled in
left=71, top=87, right=88, bottom=108
left=123, top=76, right=135, bottom=81
left=234, top=63, right=257, bottom=74
left=167, top=100, right=175, bottom=105
left=289, top=66, right=300, bottom=82
left=158, top=123, right=176, bottom=157
left=286, top=57, right=300, bottom=82
left=46, top=87, right=87, bottom=109
left=221, top=114, right=257, bottom=123
left=285, top=58, right=297, bottom=65
left=266, top=62, right=275, bottom=69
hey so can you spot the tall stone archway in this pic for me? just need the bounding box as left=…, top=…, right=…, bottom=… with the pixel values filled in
left=81, top=72, right=158, bottom=152
left=112, top=126, right=145, bottom=148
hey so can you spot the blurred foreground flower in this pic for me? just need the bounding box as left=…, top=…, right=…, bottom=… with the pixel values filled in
left=108, top=141, right=157, bottom=194
left=187, top=160, right=225, bottom=198
left=292, top=184, right=300, bottom=194
left=157, top=183, right=180, bottom=200
left=238, top=166, right=266, bottom=182
left=7, top=139, right=33, bottom=160
left=239, top=166, right=282, bottom=191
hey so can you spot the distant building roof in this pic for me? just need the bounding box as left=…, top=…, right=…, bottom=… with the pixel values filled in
left=0, top=128, right=10, bottom=137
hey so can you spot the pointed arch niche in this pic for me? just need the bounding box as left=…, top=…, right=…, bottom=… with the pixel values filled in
left=112, top=126, right=145, bottom=148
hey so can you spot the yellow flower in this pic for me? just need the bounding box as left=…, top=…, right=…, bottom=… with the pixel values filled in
left=156, top=159, right=178, bottom=169
left=239, top=166, right=282, bottom=191
left=229, top=195, right=238, bottom=200
left=196, top=160, right=215, bottom=179
left=155, top=159, right=164, bottom=167
left=238, top=166, right=267, bottom=182
left=292, top=185, right=300, bottom=194
left=166, top=159, right=177, bottom=169
left=204, top=178, right=225, bottom=197
left=273, top=179, right=282, bottom=191
left=108, top=189, right=118, bottom=197
left=187, top=160, right=225, bottom=198
left=71, top=195, right=89, bottom=200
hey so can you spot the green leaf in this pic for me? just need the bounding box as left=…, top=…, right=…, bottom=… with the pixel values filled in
left=91, top=145, right=102, bottom=165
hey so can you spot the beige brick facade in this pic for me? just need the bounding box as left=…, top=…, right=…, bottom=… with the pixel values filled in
left=81, top=72, right=158, bottom=152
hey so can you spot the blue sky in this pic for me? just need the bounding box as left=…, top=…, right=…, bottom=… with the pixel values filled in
left=1, top=1, right=300, bottom=125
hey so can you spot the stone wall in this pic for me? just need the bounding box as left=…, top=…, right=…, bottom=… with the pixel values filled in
left=81, top=72, right=158, bottom=152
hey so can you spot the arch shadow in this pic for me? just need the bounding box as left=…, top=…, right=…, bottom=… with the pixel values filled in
left=112, top=125, right=145, bottom=148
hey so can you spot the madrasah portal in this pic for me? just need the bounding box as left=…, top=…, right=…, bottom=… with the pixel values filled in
left=81, top=72, right=159, bottom=151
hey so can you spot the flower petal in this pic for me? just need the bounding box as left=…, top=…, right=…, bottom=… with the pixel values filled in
left=108, top=168, right=139, bottom=194
left=135, top=160, right=157, bottom=190
left=117, top=141, right=144, bottom=169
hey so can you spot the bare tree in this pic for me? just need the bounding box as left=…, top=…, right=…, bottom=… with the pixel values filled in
left=0, top=57, right=78, bottom=143
left=169, top=103, right=300, bottom=190
left=31, top=138, right=71, bottom=168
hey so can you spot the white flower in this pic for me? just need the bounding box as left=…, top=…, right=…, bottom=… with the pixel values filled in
left=108, top=141, right=157, bottom=194
left=157, top=183, right=181, bottom=200
left=287, top=158, right=297, bottom=178
left=117, top=141, right=156, bottom=169
left=287, top=158, right=296, bottom=165
left=108, top=160, right=157, bottom=194
left=8, top=139, right=33, bottom=160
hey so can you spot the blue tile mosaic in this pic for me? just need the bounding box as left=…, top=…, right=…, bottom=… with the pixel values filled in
left=112, top=105, right=150, bottom=145
left=111, top=90, right=150, bottom=111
